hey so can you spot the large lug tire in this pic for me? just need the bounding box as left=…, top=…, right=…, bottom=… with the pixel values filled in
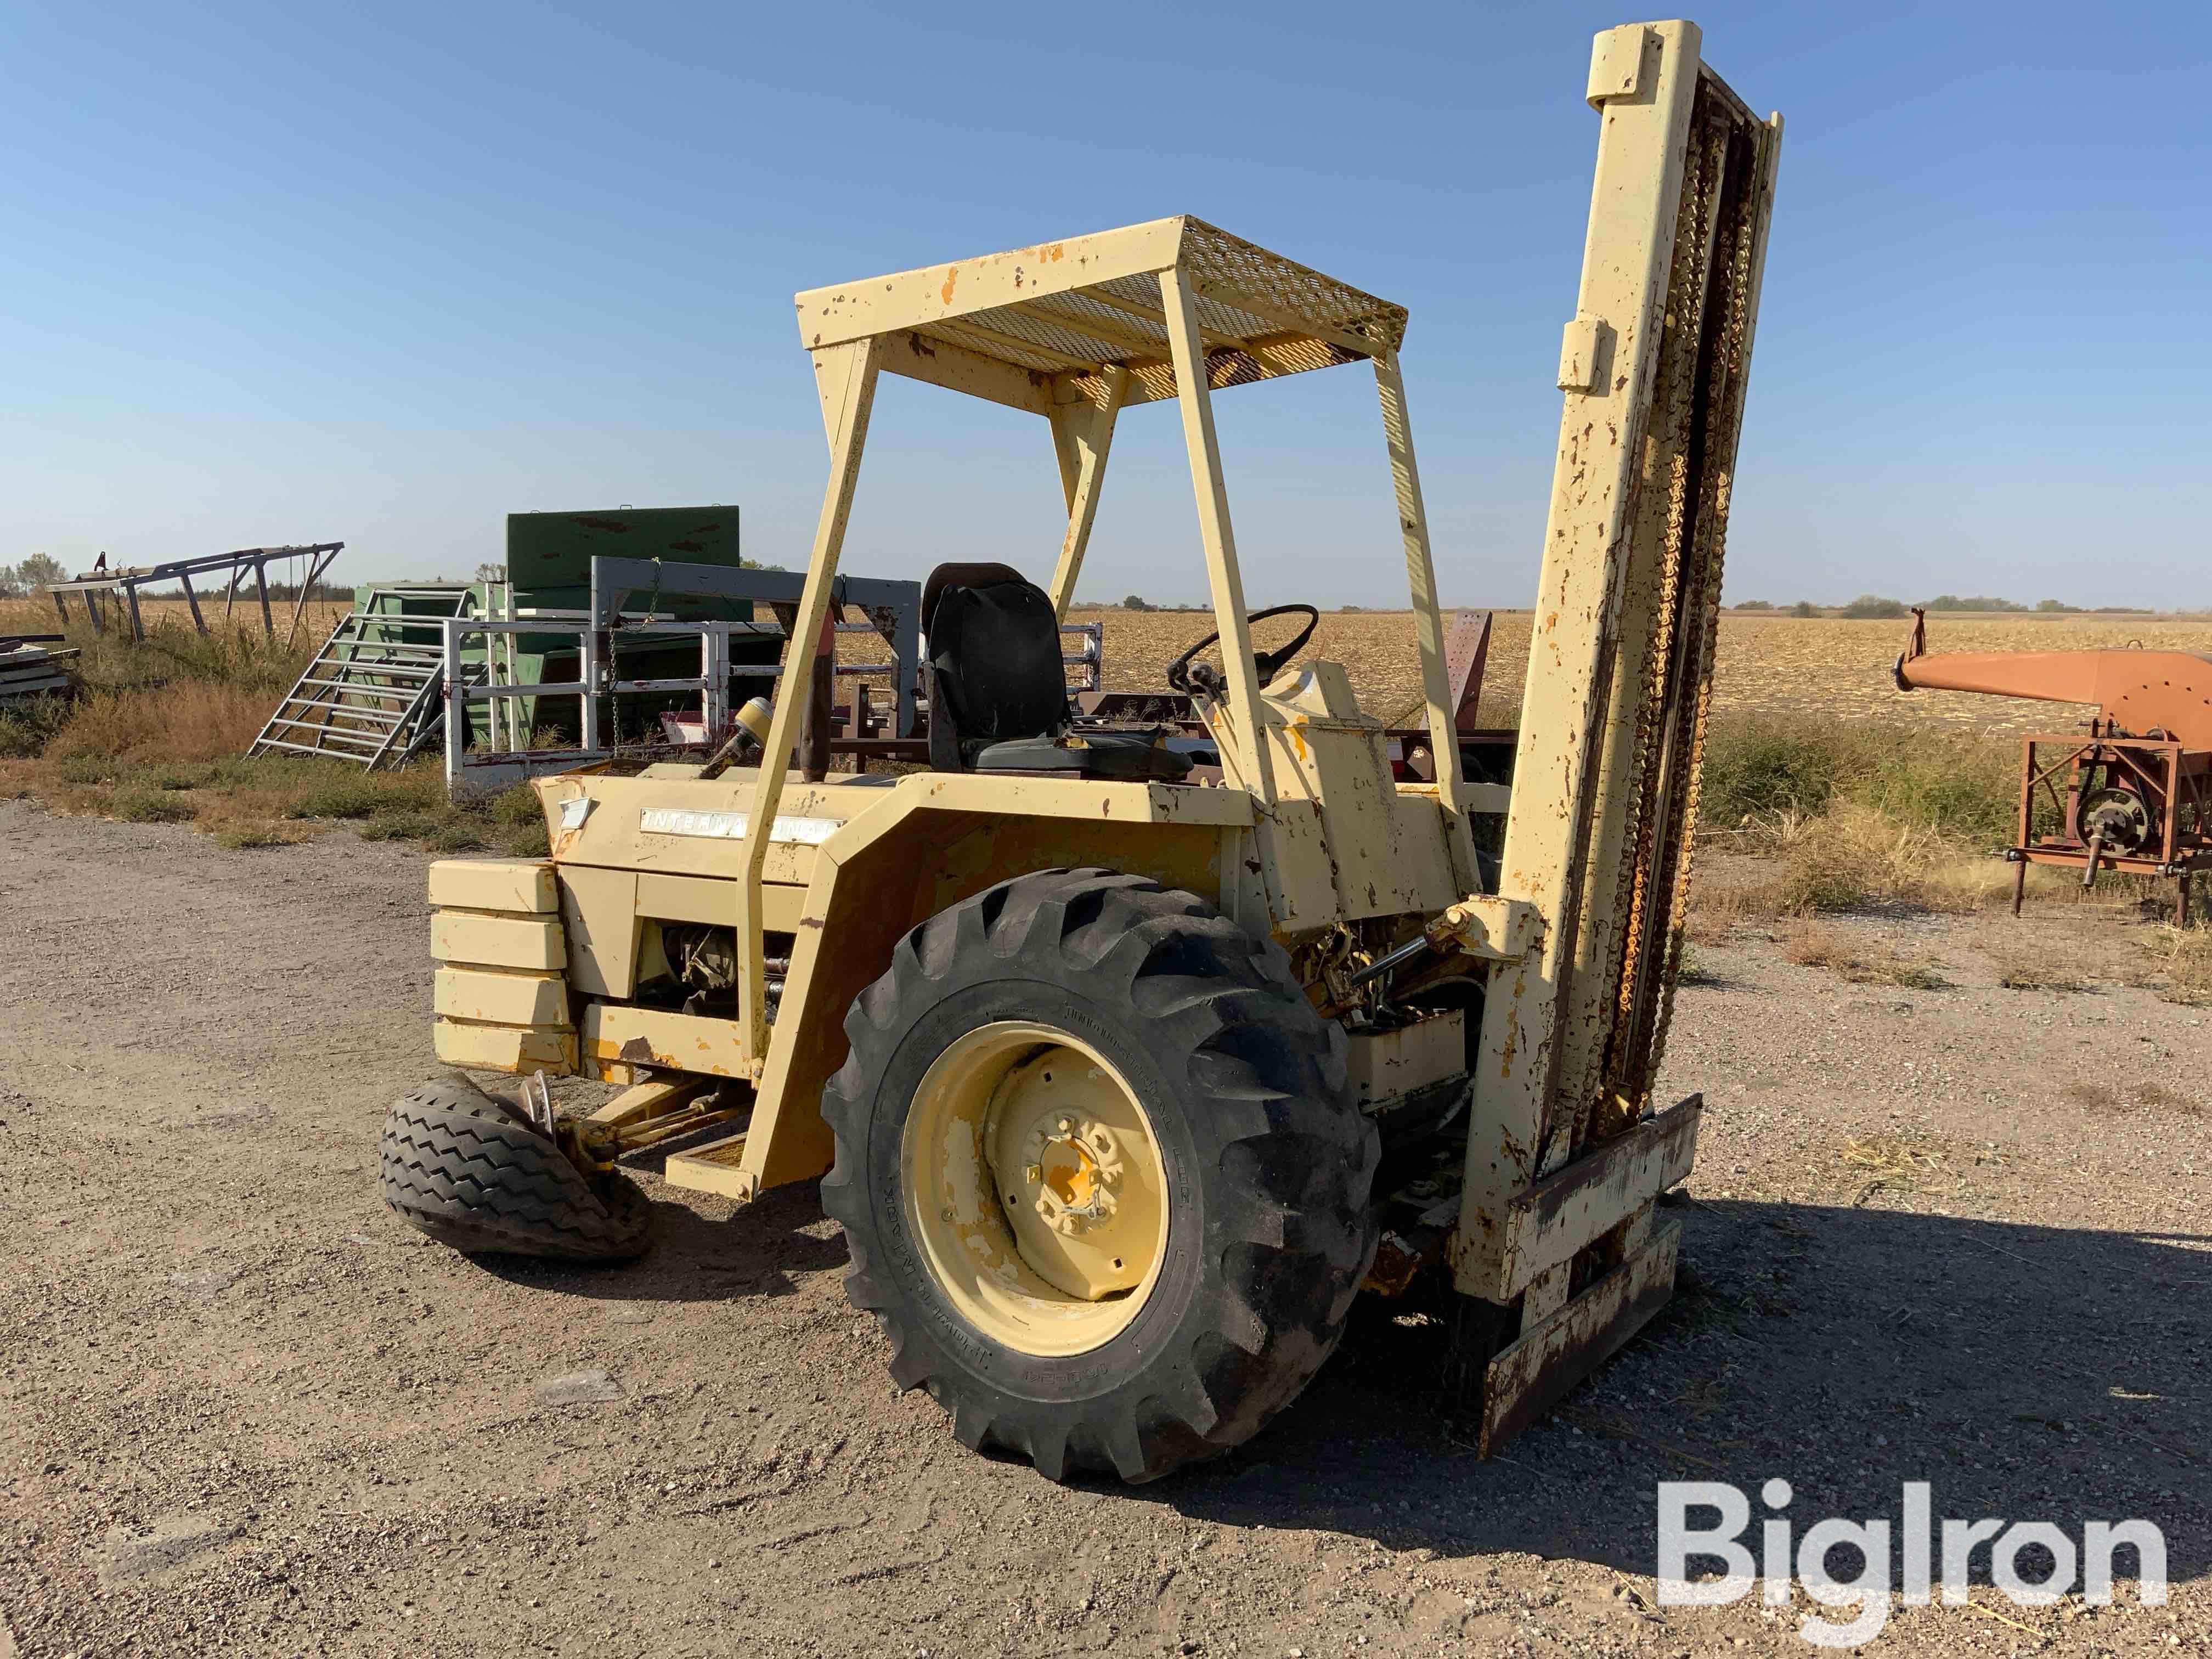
left=820, top=868, right=1379, bottom=1483
left=377, top=1075, right=652, bottom=1262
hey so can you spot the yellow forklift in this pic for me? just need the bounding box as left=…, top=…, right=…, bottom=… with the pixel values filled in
left=382, top=20, right=1782, bottom=1481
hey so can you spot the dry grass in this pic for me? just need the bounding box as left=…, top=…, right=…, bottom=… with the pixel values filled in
left=1085, top=607, right=2104, bottom=929
left=0, top=593, right=348, bottom=644
left=1782, top=921, right=1948, bottom=988
left=213, top=822, right=306, bottom=850
left=1838, top=1132, right=1961, bottom=1198
left=0, top=596, right=341, bottom=694
left=1711, top=803, right=2024, bottom=917
left=0, top=597, right=552, bottom=853
left=44, top=682, right=285, bottom=767
left=10, top=742, right=544, bottom=854
left=1683, top=885, right=1760, bottom=943
left=2160, top=929, right=2212, bottom=1007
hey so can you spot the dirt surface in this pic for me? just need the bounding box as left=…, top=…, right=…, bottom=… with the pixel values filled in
left=1, top=797, right=2206, bottom=1657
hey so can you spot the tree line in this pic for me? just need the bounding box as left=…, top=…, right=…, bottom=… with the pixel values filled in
left=1733, top=595, right=2144, bottom=618
left=0, top=554, right=67, bottom=597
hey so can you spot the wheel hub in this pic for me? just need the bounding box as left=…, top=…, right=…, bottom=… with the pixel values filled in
left=901, top=1022, right=1169, bottom=1357
left=1022, top=1115, right=1125, bottom=1233
left=2080, top=785, right=2154, bottom=856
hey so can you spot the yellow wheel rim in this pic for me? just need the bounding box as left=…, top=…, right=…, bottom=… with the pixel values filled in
left=901, top=1020, right=1170, bottom=1358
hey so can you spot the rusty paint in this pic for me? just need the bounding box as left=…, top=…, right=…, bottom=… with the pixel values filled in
left=618, top=1036, right=656, bottom=1063
left=1481, top=1220, right=1681, bottom=1454
left=1363, top=1233, right=1426, bottom=1296
left=1496, top=966, right=1526, bottom=1073
left=1492, top=1097, right=1699, bottom=1299
left=1520, top=1096, right=1697, bottom=1233
left=940, top=266, right=960, bottom=307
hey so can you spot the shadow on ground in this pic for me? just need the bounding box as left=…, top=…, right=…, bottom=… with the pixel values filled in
left=474, top=1178, right=847, bottom=1304
left=462, top=1172, right=2208, bottom=1592
left=1147, top=1200, right=2211, bottom=1588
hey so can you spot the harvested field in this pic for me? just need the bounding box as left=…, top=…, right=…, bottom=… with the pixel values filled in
left=1065, top=608, right=2212, bottom=736
left=1706, top=612, right=2212, bottom=735
left=7, top=595, right=2206, bottom=930
left=1067, top=607, right=1528, bottom=729
left=1, top=594, right=353, bottom=647
left=18, top=596, right=2199, bottom=759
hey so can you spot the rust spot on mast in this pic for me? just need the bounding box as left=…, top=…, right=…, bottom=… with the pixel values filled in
left=940, top=267, right=960, bottom=306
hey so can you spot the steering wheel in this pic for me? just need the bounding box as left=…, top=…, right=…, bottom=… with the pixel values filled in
left=1166, top=603, right=1320, bottom=695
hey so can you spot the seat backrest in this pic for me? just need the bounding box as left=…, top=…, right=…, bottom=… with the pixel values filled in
left=923, top=562, right=1067, bottom=770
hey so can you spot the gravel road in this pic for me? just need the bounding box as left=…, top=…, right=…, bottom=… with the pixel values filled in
left=1, top=798, right=2203, bottom=1657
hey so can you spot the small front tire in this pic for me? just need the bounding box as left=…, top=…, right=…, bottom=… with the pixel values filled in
left=377, top=1075, right=651, bottom=1262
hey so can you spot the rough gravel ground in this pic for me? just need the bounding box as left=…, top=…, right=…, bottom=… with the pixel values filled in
left=1, top=798, right=2205, bottom=1658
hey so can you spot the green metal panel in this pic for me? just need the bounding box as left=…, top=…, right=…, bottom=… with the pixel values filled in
left=506, top=506, right=744, bottom=602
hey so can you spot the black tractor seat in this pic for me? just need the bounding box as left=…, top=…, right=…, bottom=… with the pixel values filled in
left=923, top=562, right=1191, bottom=783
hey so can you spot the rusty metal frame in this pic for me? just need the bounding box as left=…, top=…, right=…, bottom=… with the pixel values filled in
left=2010, top=731, right=2212, bottom=921
left=48, top=542, right=343, bottom=644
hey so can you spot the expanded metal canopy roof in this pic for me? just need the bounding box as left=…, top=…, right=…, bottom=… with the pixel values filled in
left=793, top=216, right=1408, bottom=415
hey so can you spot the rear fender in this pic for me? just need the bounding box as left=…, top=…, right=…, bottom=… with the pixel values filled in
left=740, top=800, right=1234, bottom=1197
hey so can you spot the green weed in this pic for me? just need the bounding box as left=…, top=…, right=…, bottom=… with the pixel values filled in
left=112, top=789, right=198, bottom=824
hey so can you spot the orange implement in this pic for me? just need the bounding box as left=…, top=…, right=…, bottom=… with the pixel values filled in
left=1894, top=611, right=2212, bottom=748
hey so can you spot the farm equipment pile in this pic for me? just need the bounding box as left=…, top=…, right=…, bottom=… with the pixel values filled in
left=1896, top=609, right=2212, bottom=923
left=244, top=506, right=1105, bottom=787
left=0, top=635, right=76, bottom=704
left=378, top=20, right=1784, bottom=1481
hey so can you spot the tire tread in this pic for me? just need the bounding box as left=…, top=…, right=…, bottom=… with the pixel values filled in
left=376, top=1078, right=651, bottom=1262
left=821, top=867, right=1376, bottom=1483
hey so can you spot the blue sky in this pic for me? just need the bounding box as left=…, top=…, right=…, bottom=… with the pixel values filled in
left=4, top=2, right=2206, bottom=608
